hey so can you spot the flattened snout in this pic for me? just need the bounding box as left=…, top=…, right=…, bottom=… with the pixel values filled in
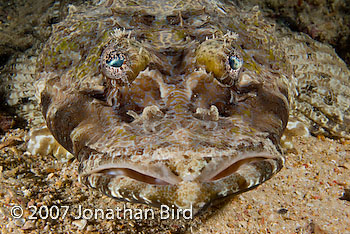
left=81, top=147, right=282, bottom=186
left=78, top=144, right=284, bottom=212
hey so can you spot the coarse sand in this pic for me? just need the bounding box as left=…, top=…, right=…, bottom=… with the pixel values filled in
left=0, top=129, right=349, bottom=233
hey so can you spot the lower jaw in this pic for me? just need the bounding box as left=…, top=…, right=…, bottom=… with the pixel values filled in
left=79, top=155, right=283, bottom=214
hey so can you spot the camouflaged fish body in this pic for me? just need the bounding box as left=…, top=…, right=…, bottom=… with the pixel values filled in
left=32, top=0, right=349, bottom=213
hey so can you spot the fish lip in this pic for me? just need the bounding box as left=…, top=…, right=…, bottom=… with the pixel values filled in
left=81, top=162, right=181, bottom=185
left=197, top=152, right=281, bottom=182
left=81, top=151, right=281, bottom=186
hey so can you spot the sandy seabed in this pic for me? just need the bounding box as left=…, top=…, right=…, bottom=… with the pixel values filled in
left=0, top=130, right=349, bottom=234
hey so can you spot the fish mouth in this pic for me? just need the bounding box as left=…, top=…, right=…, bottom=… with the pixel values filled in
left=83, top=163, right=179, bottom=185
left=198, top=152, right=280, bottom=182
left=82, top=152, right=280, bottom=185
left=206, top=157, right=267, bottom=181
left=92, top=168, right=171, bottom=185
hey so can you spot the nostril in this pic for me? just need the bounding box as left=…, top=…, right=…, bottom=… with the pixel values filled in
left=141, top=105, right=164, bottom=121
left=166, top=15, right=181, bottom=25
left=136, top=14, right=155, bottom=26
left=193, top=105, right=219, bottom=121
left=126, top=105, right=164, bottom=124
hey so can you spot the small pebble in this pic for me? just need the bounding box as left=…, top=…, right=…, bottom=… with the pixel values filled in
left=21, top=220, right=36, bottom=230
left=43, top=225, right=50, bottom=232
left=23, top=189, right=32, bottom=197
left=86, top=225, right=95, bottom=231
left=339, top=189, right=350, bottom=201
left=72, top=219, right=87, bottom=230
left=14, top=218, right=25, bottom=227
left=47, top=172, right=55, bottom=179
left=277, top=208, right=288, bottom=214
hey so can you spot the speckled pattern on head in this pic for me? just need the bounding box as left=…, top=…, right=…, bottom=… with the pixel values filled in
left=32, top=0, right=350, bottom=213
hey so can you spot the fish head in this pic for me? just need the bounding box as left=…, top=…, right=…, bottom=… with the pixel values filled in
left=38, top=0, right=291, bottom=213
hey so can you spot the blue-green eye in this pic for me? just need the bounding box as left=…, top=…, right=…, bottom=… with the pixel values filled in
left=107, top=54, right=125, bottom=68
left=228, top=55, right=243, bottom=70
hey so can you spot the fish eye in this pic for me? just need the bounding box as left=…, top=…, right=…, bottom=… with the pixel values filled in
left=101, top=45, right=130, bottom=82
left=106, top=53, right=125, bottom=68
left=228, top=54, right=243, bottom=71
left=100, top=38, right=150, bottom=86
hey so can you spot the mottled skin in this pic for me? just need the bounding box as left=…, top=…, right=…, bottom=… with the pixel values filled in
left=34, top=0, right=349, bottom=213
